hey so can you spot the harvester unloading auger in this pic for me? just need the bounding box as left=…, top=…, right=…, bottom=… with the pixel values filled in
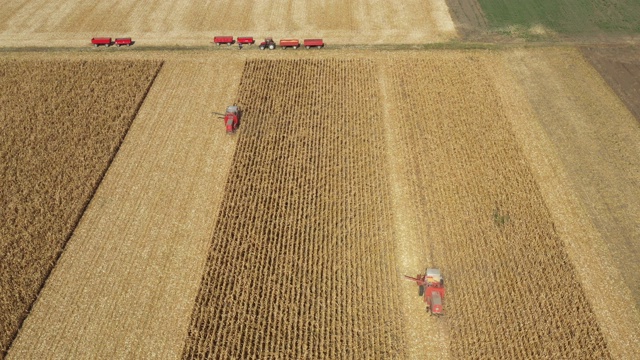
left=213, top=105, right=240, bottom=134
left=405, top=268, right=445, bottom=315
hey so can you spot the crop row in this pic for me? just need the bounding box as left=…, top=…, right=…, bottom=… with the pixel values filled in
left=182, top=59, right=403, bottom=359
left=385, top=55, right=611, bottom=359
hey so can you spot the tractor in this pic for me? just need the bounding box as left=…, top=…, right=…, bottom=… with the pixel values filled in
left=213, top=106, right=240, bottom=134
left=259, top=37, right=276, bottom=50
left=405, top=268, right=445, bottom=315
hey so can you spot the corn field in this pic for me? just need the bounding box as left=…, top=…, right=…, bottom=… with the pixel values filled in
left=0, top=59, right=161, bottom=357
left=182, top=59, right=404, bottom=359
left=385, top=56, right=611, bottom=359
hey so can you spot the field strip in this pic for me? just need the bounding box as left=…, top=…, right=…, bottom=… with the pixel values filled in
left=385, top=52, right=610, bottom=359
left=0, top=59, right=161, bottom=358
left=7, top=58, right=243, bottom=359
left=494, top=48, right=640, bottom=359
left=0, top=0, right=456, bottom=47
left=182, top=59, right=403, bottom=358
left=377, top=58, right=449, bottom=360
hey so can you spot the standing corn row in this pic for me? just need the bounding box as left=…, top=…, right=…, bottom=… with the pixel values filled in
left=385, top=54, right=611, bottom=359
left=182, top=59, right=403, bottom=359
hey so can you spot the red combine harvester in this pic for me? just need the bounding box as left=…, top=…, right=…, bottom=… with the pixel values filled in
left=405, top=268, right=445, bottom=315
left=237, top=37, right=255, bottom=45
left=214, top=106, right=240, bottom=134
left=304, top=39, right=324, bottom=49
left=91, top=37, right=112, bottom=47
left=115, top=37, right=133, bottom=47
left=279, top=39, right=299, bottom=49
left=259, top=38, right=276, bottom=50
left=213, top=36, right=234, bottom=46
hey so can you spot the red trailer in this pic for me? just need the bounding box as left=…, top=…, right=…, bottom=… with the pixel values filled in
left=91, top=37, right=112, bottom=47
left=213, top=36, right=234, bottom=46
left=115, top=37, right=133, bottom=47
left=237, top=37, right=254, bottom=45
left=304, top=39, right=324, bottom=49
left=279, top=39, right=299, bottom=49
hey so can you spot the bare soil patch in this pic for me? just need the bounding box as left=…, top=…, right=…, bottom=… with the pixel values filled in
left=445, top=0, right=488, bottom=37
left=581, top=46, right=640, bottom=124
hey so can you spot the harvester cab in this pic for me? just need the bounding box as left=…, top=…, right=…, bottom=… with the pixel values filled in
left=405, top=268, right=446, bottom=315
left=213, top=106, right=240, bottom=134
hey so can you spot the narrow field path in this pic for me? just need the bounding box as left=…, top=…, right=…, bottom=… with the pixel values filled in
left=378, top=58, right=449, bottom=360
left=7, top=58, right=243, bottom=359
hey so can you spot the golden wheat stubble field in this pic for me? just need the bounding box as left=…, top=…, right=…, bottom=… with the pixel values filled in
left=0, top=0, right=455, bottom=47
left=0, top=59, right=161, bottom=357
left=182, top=58, right=403, bottom=359
left=382, top=53, right=612, bottom=359
left=6, top=57, right=244, bottom=359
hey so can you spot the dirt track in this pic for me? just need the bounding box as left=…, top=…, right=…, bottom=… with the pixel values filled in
left=7, top=58, right=242, bottom=359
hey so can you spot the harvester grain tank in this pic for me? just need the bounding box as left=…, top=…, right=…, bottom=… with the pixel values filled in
left=404, top=268, right=446, bottom=315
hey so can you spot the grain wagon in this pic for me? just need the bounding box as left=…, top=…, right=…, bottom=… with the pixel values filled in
left=115, top=38, right=133, bottom=47
left=304, top=39, right=324, bottom=49
left=213, top=36, right=234, bottom=46
left=237, top=37, right=255, bottom=45
left=91, top=37, right=112, bottom=47
left=279, top=39, right=300, bottom=49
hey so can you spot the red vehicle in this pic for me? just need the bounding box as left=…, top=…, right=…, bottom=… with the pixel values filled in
left=405, top=268, right=445, bottom=315
left=304, top=38, right=324, bottom=49
left=213, top=36, right=234, bottom=46
left=279, top=39, right=299, bottom=49
left=214, top=106, right=240, bottom=134
left=115, top=37, right=133, bottom=47
left=259, top=37, right=276, bottom=50
left=223, top=106, right=239, bottom=134
left=237, top=37, right=254, bottom=45
left=91, top=37, right=112, bottom=47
